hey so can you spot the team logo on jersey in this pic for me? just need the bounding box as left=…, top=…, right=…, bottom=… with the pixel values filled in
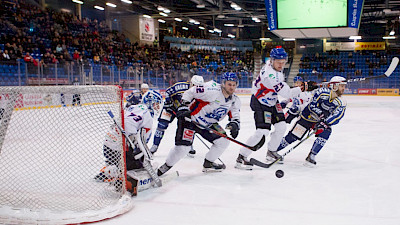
left=205, top=107, right=228, bottom=121
left=182, top=128, right=195, bottom=141
left=269, top=73, right=276, bottom=79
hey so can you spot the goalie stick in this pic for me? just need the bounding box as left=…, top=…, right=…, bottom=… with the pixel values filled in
left=108, top=111, right=162, bottom=187
left=318, top=56, right=399, bottom=85
left=185, top=117, right=265, bottom=151
left=250, top=131, right=315, bottom=168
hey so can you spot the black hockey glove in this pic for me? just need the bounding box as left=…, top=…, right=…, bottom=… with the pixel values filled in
left=176, top=104, right=191, bottom=119
left=226, top=120, right=240, bottom=139
left=315, top=121, right=330, bottom=135
left=306, top=81, right=319, bottom=91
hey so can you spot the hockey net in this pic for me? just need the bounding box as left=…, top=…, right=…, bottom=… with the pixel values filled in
left=0, top=85, right=132, bottom=224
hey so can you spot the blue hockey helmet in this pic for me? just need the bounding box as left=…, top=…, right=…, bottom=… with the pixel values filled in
left=270, top=47, right=288, bottom=60
left=293, top=76, right=303, bottom=83
left=141, top=90, right=163, bottom=117
left=221, top=72, right=239, bottom=85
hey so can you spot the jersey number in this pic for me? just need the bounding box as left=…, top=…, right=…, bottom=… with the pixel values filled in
left=128, top=113, right=143, bottom=122
left=196, top=86, right=204, bottom=93
left=273, top=82, right=284, bottom=92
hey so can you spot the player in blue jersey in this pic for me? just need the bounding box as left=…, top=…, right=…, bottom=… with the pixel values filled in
left=150, top=75, right=204, bottom=156
left=272, top=76, right=347, bottom=166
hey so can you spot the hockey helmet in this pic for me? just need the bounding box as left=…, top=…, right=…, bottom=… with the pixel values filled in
left=293, top=76, right=303, bottom=83
left=328, top=76, right=347, bottom=91
left=191, top=75, right=204, bottom=86
left=270, top=47, right=288, bottom=60
left=141, top=90, right=163, bottom=117
left=221, top=72, right=239, bottom=85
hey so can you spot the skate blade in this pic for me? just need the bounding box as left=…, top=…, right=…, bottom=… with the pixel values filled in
left=202, top=168, right=224, bottom=173
left=234, top=163, right=253, bottom=170
left=303, top=161, right=316, bottom=168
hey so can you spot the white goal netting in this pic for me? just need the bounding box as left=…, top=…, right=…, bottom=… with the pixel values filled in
left=0, top=85, right=133, bottom=224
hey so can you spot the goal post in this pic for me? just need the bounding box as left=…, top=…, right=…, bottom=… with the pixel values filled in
left=0, top=85, right=133, bottom=224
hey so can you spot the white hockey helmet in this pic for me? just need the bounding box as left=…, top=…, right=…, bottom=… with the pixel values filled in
left=141, top=83, right=149, bottom=90
left=190, top=75, right=204, bottom=86
left=328, top=76, right=347, bottom=91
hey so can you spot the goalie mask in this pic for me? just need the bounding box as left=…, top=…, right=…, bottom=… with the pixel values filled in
left=141, top=90, right=163, bottom=117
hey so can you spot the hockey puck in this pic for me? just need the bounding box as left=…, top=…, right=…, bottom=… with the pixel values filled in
left=275, top=170, right=284, bottom=178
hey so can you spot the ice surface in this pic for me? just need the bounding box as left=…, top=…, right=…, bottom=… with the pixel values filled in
left=98, top=95, right=400, bottom=225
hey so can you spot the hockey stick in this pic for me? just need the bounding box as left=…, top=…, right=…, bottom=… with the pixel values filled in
left=318, top=57, right=399, bottom=85
left=194, top=134, right=226, bottom=167
left=185, top=117, right=265, bottom=151
left=250, top=130, right=316, bottom=168
left=108, top=111, right=162, bottom=187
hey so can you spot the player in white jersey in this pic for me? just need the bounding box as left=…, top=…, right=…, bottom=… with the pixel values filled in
left=157, top=72, right=241, bottom=175
left=95, top=90, right=163, bottom=195
left=235, top=47, right=303, bottom=170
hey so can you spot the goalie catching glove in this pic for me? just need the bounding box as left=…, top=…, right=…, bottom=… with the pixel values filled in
left=225, top=120, right=240, bottom=139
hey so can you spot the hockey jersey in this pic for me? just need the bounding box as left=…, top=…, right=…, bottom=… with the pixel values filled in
left=252, top=60, right=302, bottom=107
left=104, top=104, right=153, bottom=150
left=182, top=80, right=241, bottom=127
left=164, top=81, right=190, bottom=110
left=301, top=87, right=347, bottom=126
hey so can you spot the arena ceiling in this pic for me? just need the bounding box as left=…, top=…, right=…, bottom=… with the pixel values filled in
left=90, top=0, right=400, bottom=40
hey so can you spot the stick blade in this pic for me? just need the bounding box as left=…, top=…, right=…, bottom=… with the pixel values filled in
left=251, top=135, right=266, bottom=151
left=385, top=57, right=399, bottom=77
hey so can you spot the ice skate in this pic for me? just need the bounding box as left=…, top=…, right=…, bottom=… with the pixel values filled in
left=304, top=152, right=317, bottom=167
left=157, top=163, right=172, bottom=176
left=266, top=150, right=284, bottom=164
left=234, top=154, right=253, bottom=170
left=202, top=159, right=226, bottom=172
left=150, top=145, right=158, bottom=154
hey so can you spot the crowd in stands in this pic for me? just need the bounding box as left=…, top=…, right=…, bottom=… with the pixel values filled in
left=0, top=0, right=254, bottom=87
left=299, top=50, right=393, bottom=81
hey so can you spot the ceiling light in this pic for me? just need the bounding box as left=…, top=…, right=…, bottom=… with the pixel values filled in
left=72, top=0, right=83, bottom=4
left=143, top=15, right=151, bottom=18
left=208, top=30, right=215, bottom=33
left=238, top=24, right=244, bottom=28
left=182, top=27, right=188, bottom=30
left=159, top=12, right=168, bottom=17
left=158, top=19, right=166, bottom=23
left=194, top=21, right=200, bottom=25
left=197, top=4, right=205, bottom=8
left=231, top=3, right=238, bottom=8
left=390, top=30, right=395, bottom=36
left=349, top=36, right=361, bottom=40
left=224, top=24, right=234, bottom=27
left=283, top=38, right=295, bottom=41
left=157, top=6, right=164, bottom=11
left=121, top=0, right=132, bottom=3
left=106, top=2, right=116, bottom=7
left=383, top=36, right=396, bottom=39
left=189, top=19, right=196, bottom=24
left=214, top=28, right=222, bottom=33
left=234, top=6, right=241, bottom=10
left=199, top=26, right=205, bottom=30
left=174, top=18, right=182, bottom=22
left=163, top=8, right=171, bottom=13
left=217, top=14, right=225, bottom=19
left=259, top=38, right=271, bottom=41
left=94, top=5, right=104, bottom=10
left=228, top=34, right=235, bottom=38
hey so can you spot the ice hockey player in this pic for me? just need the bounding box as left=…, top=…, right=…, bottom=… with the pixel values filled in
left=141, top=83, right=149, bottom=96
left=235, top=47, right=304, bottom=170
left=274, top=76, right=347, bottom=167
left=282, top=76, right=319, bottom=124
left=150, top=75, right=204, bottom=157
left=157, top=72, right=241, bottom=175
left=95, top=90, right=163, bottom=195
